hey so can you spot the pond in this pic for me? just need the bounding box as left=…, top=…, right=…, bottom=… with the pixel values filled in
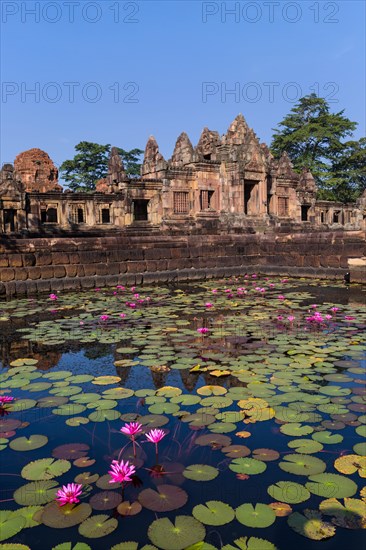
left=0, top=276, right=365, bottom=550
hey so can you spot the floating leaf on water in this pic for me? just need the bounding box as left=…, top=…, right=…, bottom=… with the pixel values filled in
left=14, top=480, right=60, bottom=505
left=195, top=434, right=231, bottom=448
left=279, top=454, right=326, bottom=476
left=334, top=454, right=366, bottom=477
left=268, top=502, right=293, bottom=517
left=138, top=484, right=188, bottom=512
left=21, top=458, right=71, bottom=481
left=148, top=515, right=206, bottom=550
left=319, top=497, right=366, bottom=529
left=41, top=502, right=92, bottom=528
left=229, top=457, right=267, bottom=475
left=0, top=511, right=26, bottom=541
left=287, top=439, right=323, bottom=454
left=236, top=503, right=276, bottom=528
left=192, top=501, right=235, bottom=526
left=52, top=543, right=92, bottom=550
left=138, top=415, right=169, bottom=428
left=221, top=536, right=278, bottom=549
left=78, top=514, right=118, bottom=538
left=267, top=481, right=310, bottom=504
left=96, top=474, right=119, bottom=490
left=52, top=443, right=89, bottom=460
left=75, top=472, right=99, bottom=485
left=9, top=399, right=37, bottom=412
left=183, top=464, right=219, bottom=482
left=252, top=449, right=280, bottom=462
left=306, top=473, right=358, bottom=498
left=12, top=506, right=43, bottom=528
left=66, top=417, right=90, bottom=427
left=312, top=431, right=343, bottom=444
left=89, top=491, right=122, bottom=511
left=197, top=386, right=227, bottom=396
left=92, top=376, right=121, bottom=385
left=287, top=511, right=336, bottom=540
left=102, top=388, right=134, bottom=399
left=88, top=410, right=120, bottom=422
left=9, top=435, right=48, bottom=452
left=117, top=501, right=142, bottom=516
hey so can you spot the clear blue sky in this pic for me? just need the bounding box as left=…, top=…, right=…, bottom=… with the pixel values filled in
left=1, top=0, right=365, bottom=179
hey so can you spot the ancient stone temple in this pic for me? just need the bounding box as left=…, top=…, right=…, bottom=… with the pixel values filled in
left=0, top=115, right=364, bottom=235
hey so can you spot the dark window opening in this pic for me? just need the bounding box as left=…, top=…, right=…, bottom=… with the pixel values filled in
left=41, top=207, right=58, bottom=224
left=77, top=208, right=84, bottom=223
left=3, top=209, right=16, bottom=232
left=133, top=200, right=149, bottom=221
left=101, top=208, right=111, bottom=224
left=41, top=210, right=47, bottom=223
left=301, top=205, right=310, bottom=221
left=320, top=211, right=325, bottom=223
left=200, top=190, right=215, bottom=210
left=333, top=211, right=340, bottom=223
left=203, top=154, right=211, bottom=161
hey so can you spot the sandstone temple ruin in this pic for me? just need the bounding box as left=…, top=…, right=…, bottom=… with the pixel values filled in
left=1, top=115, right=365, bottom=235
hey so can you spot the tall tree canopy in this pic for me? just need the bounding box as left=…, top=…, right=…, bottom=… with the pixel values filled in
left=270, top=94, right=365, bottom=202
left=60, top=142, right=143, bottom=192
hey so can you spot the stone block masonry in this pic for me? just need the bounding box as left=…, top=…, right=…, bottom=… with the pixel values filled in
left=0, top=231, right=365, bottom=296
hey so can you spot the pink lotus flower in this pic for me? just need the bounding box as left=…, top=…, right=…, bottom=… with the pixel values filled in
left=287, top=315, right=295, bottom=322
left=278, top=295, right=285, bottom=300
left=100, top=315, right=109, bottom=321
left=130, top=286, right=136, bottom=292
left=310, top=304, right=318, bottom=309
left=146, top=429, right=166, bottom=444
left=0, top=396, right=14, bottom=405
left=126, top=302, right=136, bottom=308
left=49, top=294, right=58, bottom=301
left=277, top=315, right=284, bottom=321
left=197, top=327, right=209, bottom=334
left=108, top=459, right=136, bottom=484
left=121, top=422, right=142, bottom=437
left=344, top=315, right=355, bottom=321
left=95, top=288, right=101, bottom=292
left=56, top=483, right=82, bottom=506
left=325, top=314, right=332, bottom=320
left=212, top=289, right=218, bottom=293
left=119, top=313, right=126, bottom=318
left=331, top=307, right=339, bottom=313
left=116, top=285, right=125, bottom=290
left=205, top=302, right=213, bottom=308
left=252, top=274, right=257, bottom=278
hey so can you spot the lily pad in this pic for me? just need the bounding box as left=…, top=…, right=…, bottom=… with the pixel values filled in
left=183, top=464, right=219, bottom=481
left=0, top=511, right=25, bottom=541
left=192, top=501, right=235, bottom=525
left=267, top=481, right=311, bottom=504
left=9, top=435, right=48, bottom=452
left=148, top=516, right=206, bottom=550
left=78, top=514, right=118, bottom=538
left=14, top=480, right=60, bottom=505
left=41, top=502, right=92, bottom=528
left=279, top=454, right=326, bottom=476
left=229, top=457, right=267, bottom=475
left=287, top=510, right=336, bottom=540
left=89, top=491, right=122, bottom=511
left=306, top=473, right=358, bottom=498
left=138, top=485, right=188, bottom=512
left=21, top=458, right=71, bottom=480
left=236, top=503, right=276, bottom=528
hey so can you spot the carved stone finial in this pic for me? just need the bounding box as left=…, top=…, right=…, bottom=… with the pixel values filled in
left=299, top=167, right=316, bottom=191
left=141, top=136, right=166, bottom=177
left=195, top=127, right=221, bottom=159
left=108, top=147, right=126, bottom=183
left=170, top=132, right=194, bottom=166
left=223, top=113, right=250, bottom=146
left=14, top=148, right=61, bottom=192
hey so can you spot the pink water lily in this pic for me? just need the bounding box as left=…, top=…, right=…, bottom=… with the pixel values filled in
left=287, top=315, right=295, bottom=322
left=108, top=459, right=136, bottom=485
left=0, top=396, right=14, bottom=405
left=197, top=327, right=209, bottom=334
left=278, top=295, right=285, bottom=300
left=121, top=422, right=142, bottom=436
left=99, top=314, right=109, bottom=321
left=56, top=483, right=82, bottom=506
left=146, top=429, right=166, bottom=462
left=205, top=302, right=213, bottom=308
left=119, top=313, right=126, bottom=318
left=49, top=293, right=58, bottom=301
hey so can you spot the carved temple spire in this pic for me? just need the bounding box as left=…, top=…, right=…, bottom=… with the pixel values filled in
left=223, top=113, right=250, bottom=146
left=141, top=136, right=167, bottom=177
left=195, top=127, right=221, bottom=160
left=170, top=132, right=194, bottom=167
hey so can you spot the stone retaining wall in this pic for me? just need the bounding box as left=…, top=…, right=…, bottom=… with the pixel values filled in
left=0, top=231, right=365, bottom=296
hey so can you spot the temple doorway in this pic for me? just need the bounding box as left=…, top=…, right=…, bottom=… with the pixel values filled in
left=3, top=209, right=16, bottom=232
left=133, top=200, right=149, bottom=221
left=244, top=181, right=258, bottom=215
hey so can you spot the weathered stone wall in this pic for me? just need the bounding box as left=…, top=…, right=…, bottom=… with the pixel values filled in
left=0, top=231, right=365, bottom=296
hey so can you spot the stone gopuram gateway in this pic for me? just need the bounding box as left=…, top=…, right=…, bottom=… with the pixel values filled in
left=1, top=115, right=365, bottom=235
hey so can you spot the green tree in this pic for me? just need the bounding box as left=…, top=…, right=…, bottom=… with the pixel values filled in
left=270, top=94, right=364, bottom=202
left=117, top=148, right=144, bottom=178
left=60, top=142, right=111, bottom=192
left=60, top=142, right=143, bottom=191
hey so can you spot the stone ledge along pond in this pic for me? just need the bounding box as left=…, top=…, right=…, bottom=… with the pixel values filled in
left=0, top=276, right=365, bottom=550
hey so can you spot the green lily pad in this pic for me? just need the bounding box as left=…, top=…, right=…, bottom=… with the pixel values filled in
left=236, top=503, right=276, bottom=528
left=222, top=536, right=278, bottom=550
left=306, top=473, right=358, bottom=498
left=148, top=516, right=206, bottom=550
left=287, top=511, right=336, bottom=540
left=78, top=514, right=118, bottom=538
left=52, top=543, right=92, bottom=550
left=10, top=435, right=48, bottom=452
left=287, top=439, right=323, bottom=454
left=183, top=464, right=219, bottom=481
left=12, top=506, right=43, bottom=528
left=229, top=457, right=267, bottom=475
left=0, top=511, right=26, bottom=541
left=14, top=480, right=60, bottom=505
left=21, top=458, right=71, bottom=480
left=88, top=410, right=120, bottom=422
left=312, top=431, right=343, bottom=444
left=279, top=454, right=326, bottom=476
left=192, top=501, right=235, bottom=525
left=267, top=481, right=311, bottom=504
left=280, top=423, right=314, bottom=436
left=9, top=399, right=37, bottom=412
